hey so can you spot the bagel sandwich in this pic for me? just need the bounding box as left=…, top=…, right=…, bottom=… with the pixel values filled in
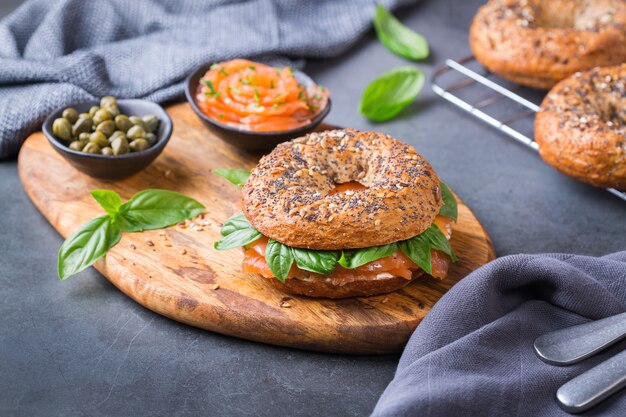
left=214, top=129, right=458, bottom=299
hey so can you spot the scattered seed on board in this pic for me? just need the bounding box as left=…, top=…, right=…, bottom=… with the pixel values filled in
left=279, top=297, right=293, bottom=308
left=180, top=249, right=187, bottom=255
left=130, top=244, right=136, bottom=250
left=145, top=240, right=154, bottom=247
left=212, top=284, right=220, bottom=290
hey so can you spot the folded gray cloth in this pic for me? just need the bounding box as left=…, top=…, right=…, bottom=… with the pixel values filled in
left=372, top=252, right=626, bottom=417
left=0, top=0, right=411, bottom=159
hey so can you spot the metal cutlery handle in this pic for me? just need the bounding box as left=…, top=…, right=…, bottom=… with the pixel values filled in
left=557, top=349, right=626, bottom=413
left=534, top=312, right=626, bottom=365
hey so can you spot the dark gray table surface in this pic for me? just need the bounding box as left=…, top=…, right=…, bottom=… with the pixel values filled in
left=1, top=0, right=625, bottom=416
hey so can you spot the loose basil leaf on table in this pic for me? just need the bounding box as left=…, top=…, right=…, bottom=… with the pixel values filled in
left=439, top=182, right=458, bottom=221
left=58, top=215, right=121, bottom=280
left=359, top=67, right=424, bottom=122
left=339, top=243, right=398, bottom=269
left=265, top=239, right=294, bottom=282
left=90, top=190, right=122, bottom=217
left=373, top=4, right=429, bottom=61
left=213, top=168, right=251, bottom=188
left=214, top=212, right=262, bottom=250
left=119, top=189, right=205, bottom=232
left=292, top=247, right=341, bottom=275
left=58, top=188, right=204, bottom=280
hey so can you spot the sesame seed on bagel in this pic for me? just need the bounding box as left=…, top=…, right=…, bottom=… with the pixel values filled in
left=535, top=64, right=626, bottom=189
left=470, top=0, right=626, bottom=89
left=241, top=129, right=443, bottom=250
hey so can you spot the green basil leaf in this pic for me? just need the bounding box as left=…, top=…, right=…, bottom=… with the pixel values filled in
left=265, top=239, right=294, bottom=282
left=424, top=225, right=457, bottom=262
left=399, top=234, right=432, bottom=274
left=214, top=228, right=262, bottom=250
left=118, top=190, right=205, bottom=232
left=90, top=190, right=122, bottom=217
left=292, top=247, right=340, bottom=275
left=220, top=212, right=254, bottom=236
left=359, top=67, right=424, bottom=122
left=439, top=182, right=458, bottom=221
left=213, top=169, right=251, bottom=188
left=339, top=243, right=398, bottom=269
left=58, top=215, right=121, bottom=280
left=215, top=212, right=262, bottom=250
left=373, top=4, right=429, bottom=60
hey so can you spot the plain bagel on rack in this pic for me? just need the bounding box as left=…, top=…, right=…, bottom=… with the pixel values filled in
left=470, top=0, right=626, bottom=89
left=535, top=64, right=626, bottom=189
left=241, top=129, right=443, bottom=250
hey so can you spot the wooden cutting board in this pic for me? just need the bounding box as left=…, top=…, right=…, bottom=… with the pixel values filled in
left=18, top=103, right=495, bottom=354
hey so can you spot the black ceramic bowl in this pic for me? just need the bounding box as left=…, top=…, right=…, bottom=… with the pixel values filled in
left=43, top=99, right=172, bottom=180
left=185, top=62, right=331, bottom=153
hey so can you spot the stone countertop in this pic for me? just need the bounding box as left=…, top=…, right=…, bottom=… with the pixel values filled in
left=1, top=0, right=624, bottom=416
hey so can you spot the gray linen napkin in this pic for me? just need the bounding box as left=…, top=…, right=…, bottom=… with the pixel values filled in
left=372, top=251, right=626, bottom=417
left=0, top=0, right=412, bottom=159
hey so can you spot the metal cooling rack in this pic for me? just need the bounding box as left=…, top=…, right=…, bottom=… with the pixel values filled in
left=431, top=56, right=626, bottom=202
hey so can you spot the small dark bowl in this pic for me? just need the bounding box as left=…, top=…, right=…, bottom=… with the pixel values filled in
left=185, top=62, right=331, bottom=153
left=43, top=99, right=172, bottom=180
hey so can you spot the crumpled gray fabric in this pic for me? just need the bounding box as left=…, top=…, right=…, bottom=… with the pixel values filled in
left=372, top=251, right=626, bottom=417
left=0, top=0, right=411, bottom=159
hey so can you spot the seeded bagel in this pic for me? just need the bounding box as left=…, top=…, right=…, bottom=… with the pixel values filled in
left=470, top=0, right=626, bottom=89
left=535, top=65, right=626, bottom=189
left=241, top=129, right=443, bottom=250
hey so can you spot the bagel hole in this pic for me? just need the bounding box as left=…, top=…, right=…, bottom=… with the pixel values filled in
left=328, top=181, right=368, bottom=196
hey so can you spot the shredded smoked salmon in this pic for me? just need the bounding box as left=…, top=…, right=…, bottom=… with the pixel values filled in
left=196, top=59, right=329, bottom=132
left=241, top=182, right=454, bottom=285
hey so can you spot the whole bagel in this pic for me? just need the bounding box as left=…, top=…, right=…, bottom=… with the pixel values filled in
left=535, top=64, right=626, bottom=189
left=241, top=129, right=443, bottom=250
left=470, top=0, right=626, bottom=89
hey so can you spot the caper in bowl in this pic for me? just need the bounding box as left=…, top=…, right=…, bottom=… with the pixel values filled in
left=43, top=98, right=172, bottom=180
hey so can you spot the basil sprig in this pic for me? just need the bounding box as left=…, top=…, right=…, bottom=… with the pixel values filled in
left=359, top=67, right=424, bottom=122
left=373, top=4, right=429, bottom=61
left=58, top=189, right=205, bottom=280
left=213, top=169, right=250, bottom=188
